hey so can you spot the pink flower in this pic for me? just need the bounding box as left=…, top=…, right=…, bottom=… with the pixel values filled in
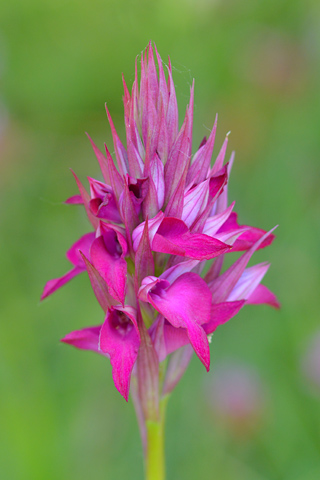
left=42, top=42, right=278, bottom=405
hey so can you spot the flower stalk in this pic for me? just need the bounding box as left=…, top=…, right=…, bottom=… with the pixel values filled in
left=145, top=396, right=168, bottom=480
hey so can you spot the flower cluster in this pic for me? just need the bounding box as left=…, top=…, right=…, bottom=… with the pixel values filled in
left=42, top=43, right=279, bottom=405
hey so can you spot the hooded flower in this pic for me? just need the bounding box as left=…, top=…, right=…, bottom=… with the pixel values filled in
left=42, top=42, right=278, bottom=403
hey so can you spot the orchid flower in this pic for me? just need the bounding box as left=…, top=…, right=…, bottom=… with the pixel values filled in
left=42, top=42, right=278, bottom=480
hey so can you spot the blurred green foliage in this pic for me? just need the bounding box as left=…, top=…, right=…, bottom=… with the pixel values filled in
left=0, top=0, right=320, bottom=479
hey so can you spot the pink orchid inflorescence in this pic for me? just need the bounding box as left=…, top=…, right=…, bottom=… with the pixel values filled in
left=42, top=43, right=279, bottom=414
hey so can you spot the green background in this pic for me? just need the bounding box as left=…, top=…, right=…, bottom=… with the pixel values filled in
left=1, top=0, right=320, bottom=478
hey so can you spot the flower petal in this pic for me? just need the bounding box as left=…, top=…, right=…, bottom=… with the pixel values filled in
left=90, top=226, right=127, bottom=305
left=246, top=284, right=280, bottom=308
left=134, top=218, right=155, bottom=289
left=152, top=217, right=231, bottom=260
left=61, top=325, right=102, bottom=354
left=227, top=263, right=270, bottom=302
left=139, top=272, right=212, bottom=370
left=217, top=212, right=275, bottom=251
left=204, top=301, right=245, bottom=335
left=99, top=306, right=140, bottom=401
left=209, top=227, right=277, bottom=303
left=80, top=252, right=118, bottom=312
left=66, top=232, right=96, bottom=266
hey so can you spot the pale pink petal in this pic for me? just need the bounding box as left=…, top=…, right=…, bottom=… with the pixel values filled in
left=182, top=179, right=210, bottom=228
left=227, top=263, right=270, bottom=302
left=203, top=202, right=235, bottom=236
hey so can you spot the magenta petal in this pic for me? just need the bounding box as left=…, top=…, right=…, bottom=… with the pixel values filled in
left=152, top=217, right=231, bottom=260
left=80, top=252, right=118, bottom=312
left=61, top=325, right=102, bottom=354
left=232, top=228, right=275, bottom=251
left=126, top=175, right=149, bottom=215
left=140, top=272, right=212, bottom=370
left=247, top=284, right=280, bottom=308
left=185, top=322, right=210, bottom=371
left=41, top=266, right=83, bottom=300
left=120, top=183, right=140, bottom=248
left=99, top=306, right=140, bottom=401
left=150, top=317, right=190, bottom=361
left=90, top=229, right=127, bottom=305
left=210, top=227, right=277, bottom=303
left=204, top=301, right=245, bottom=335
left=218, top=212, right=275, bottom=251
left=64, top=194, right=83, bottom=205
left=66, top=232, right=96, bottom=266
left=209, top=163, right=228, bottom=199
left=88, top=178, right=121, bottom=223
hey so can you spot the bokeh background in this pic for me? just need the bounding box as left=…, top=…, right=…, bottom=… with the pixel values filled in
left=1, top=0, right=320, bottom=479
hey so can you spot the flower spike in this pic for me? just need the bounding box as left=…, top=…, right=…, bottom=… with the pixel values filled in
left=42, top=43, right=278, bottom=410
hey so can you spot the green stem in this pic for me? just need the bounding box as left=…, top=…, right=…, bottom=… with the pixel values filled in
left=145, top=396, right=169, bottom=480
